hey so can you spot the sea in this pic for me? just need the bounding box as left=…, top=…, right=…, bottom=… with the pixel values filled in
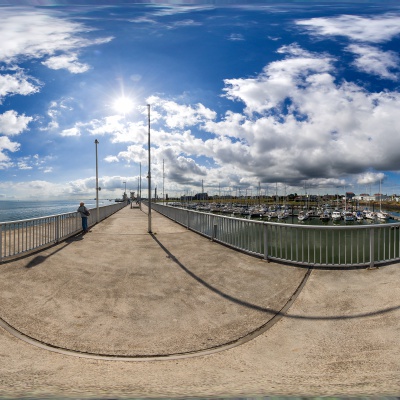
left=0, top=199, right=113, bottom=223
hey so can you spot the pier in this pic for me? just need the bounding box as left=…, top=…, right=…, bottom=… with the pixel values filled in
left=0, top=204, right=399, bottom=397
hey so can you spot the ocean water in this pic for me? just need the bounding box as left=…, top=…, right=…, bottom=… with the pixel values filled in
left=0, top=200, right=112, bottom=223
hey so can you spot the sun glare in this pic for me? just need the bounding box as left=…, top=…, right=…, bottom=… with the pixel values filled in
left=113, top=96, right=135, bottom=114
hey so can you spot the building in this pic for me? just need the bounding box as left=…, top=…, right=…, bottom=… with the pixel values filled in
left=194, top=192, right=208, bottom=201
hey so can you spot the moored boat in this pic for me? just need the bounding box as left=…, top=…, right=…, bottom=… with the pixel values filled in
left=344, top=211, right=355, bottom=222
left=331, top=210, right=342, bottom=221
left=297, top=211, right=309, bottom=221
left=319, top=211, right=330, bottom=222
left=376, top=211, right=390, bottom=221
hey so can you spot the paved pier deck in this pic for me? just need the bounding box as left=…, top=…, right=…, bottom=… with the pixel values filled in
left=0, top=205, right=399, bottom=398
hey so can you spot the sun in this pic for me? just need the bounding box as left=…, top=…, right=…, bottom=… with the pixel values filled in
left=113, top=96, right=135, bottom=114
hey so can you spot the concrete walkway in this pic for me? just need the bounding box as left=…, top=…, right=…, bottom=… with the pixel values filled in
left=0, top=205, right=399, bottom=398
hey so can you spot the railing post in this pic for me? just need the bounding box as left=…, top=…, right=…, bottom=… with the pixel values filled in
left=369, top=227, right=375, bottom=269
left=211, top=222, right=217, bottom=241
left=55, top=215, right=60, bottom=243
left=187, top=209, right=189, bottom=229
left=263, top=223, right=269, bottom=261
left=0, top=224, right=3, bottom=263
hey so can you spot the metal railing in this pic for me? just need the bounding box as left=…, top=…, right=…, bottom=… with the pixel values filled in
left=0, top=202, right=127, bottom=262
left=152, top=203, right=400, bottom=268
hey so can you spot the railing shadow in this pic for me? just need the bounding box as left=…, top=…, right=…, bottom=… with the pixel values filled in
left=150, top=233, right=400, bottom=321
left=24, top=234, right=84, bottom=269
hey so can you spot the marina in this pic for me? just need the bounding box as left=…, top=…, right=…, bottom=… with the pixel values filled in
left=152, top=202, right=400, bottom=269
left=166, top=201, right=400, bottom=226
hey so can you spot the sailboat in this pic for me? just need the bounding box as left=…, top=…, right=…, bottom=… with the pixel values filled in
left=376, top=179, right=390, bottom=221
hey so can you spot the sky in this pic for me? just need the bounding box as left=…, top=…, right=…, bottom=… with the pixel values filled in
left=1, top=0, right=400, bottom=200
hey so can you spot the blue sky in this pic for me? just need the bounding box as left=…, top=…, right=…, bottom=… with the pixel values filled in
left=1, top=1, right=400, bottom=200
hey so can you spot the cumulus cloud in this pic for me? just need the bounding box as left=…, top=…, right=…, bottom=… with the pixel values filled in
left=116, top=144, right=148, bottom=164
left=216, top=46, right=400, bottom=186
left=222, top=44, right=334, bottom=114
left=0, top=110, right=33, bottom=136
left=296, top=14, right=400, bottom=43
left=60, top=126, right=81, bottom=137
left=0, top=70, right=41, bottom=103
left=0, top=136, right=20, bottom=169
left=147, top=96, right=216, bottom=128
left=104, top=155, right=119, bottom=163
left=126, top=43, right=400, bottom=191
left=42, top=54, right=90, bottom=74
left=357, top=172, right=386, bottom=186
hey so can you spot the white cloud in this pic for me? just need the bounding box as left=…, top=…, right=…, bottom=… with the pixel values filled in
left=41, top=97, right=76, bottom=131
left=0, top=136, right=19, bottom=153
left=104, top=156, right=119, bottom=163
left=168, top=19, right=202, bottom=29
left=297, top=14, right=400, bottom=43
left=228, top=33, right=245, bottom=41
left=15, top=154, right=54, bottom=172
left=149, top=5, right=214, bottom=17
left=60, top=127, right=81, bottom=137
left=0, top=136, right=20, bottom=169
left=88, top=115, right=126, bottom=136
left=218, top=58, right=400, bottom=185
left=357, top=172, right=385, bottom=186
left=133, top=45, right=400, bottom=191
left=0, top=70, right=40, bottom=102
left=42, top=54, right=90, bottom=74
left=17, top=160, right=33, bottom=170
left=346, top=44, right=399, bottom=80
left=0, top=8, right=113, bottom=66
left=0, top=110, right=33, bottom=136
left=222, top=44, right=334, bottom=114
left=116, top=145, right=148, bottom=164
left=148, top=96, right=216, bottom=128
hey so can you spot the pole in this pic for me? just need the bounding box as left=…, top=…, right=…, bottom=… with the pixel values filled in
left=163, top=159, right=165, bottom=204
left=95, top=139, right=99, bottom=223
left=147, top=104, right=152, bottom=233
left=139, top=162, right=142, bottom=211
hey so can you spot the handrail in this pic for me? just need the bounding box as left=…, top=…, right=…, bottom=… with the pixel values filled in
left=151, top=202, right=400, bottom=268
left=0, top=202, right=127, bottom=262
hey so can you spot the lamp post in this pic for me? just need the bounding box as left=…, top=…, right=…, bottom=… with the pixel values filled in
left=95, top=139, right=100, bottom=223
left=147, top=104, right=152, bottom=233
left=139, top=162, right=142, bottom=211
left=123, top=181, right=126, bottom=194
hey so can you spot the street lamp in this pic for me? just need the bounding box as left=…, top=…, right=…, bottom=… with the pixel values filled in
left=95, top=139, right=100, bottom=223
left=147, top=103, right=152, bottom=233
left=139, top=162, right=142, bottom=211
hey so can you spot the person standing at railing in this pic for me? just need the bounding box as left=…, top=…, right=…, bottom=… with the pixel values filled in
left=77, top=202, right=91, bottom=233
